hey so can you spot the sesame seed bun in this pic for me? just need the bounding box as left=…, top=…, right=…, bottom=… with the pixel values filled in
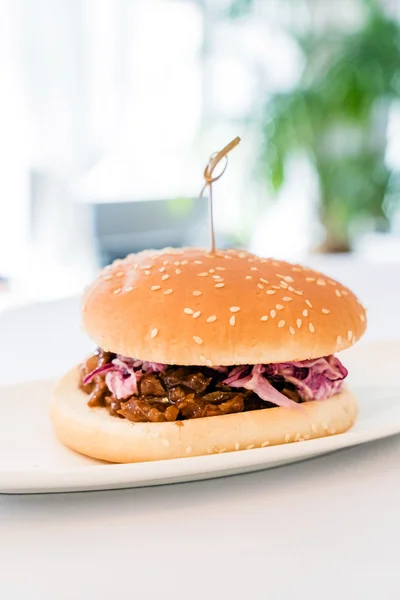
left=51, top=367, right=358, bottom=463
left=82, top=247, right=367, bottom=365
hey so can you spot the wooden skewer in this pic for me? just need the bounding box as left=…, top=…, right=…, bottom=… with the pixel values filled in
left=200, top=136, right=241, bottom=254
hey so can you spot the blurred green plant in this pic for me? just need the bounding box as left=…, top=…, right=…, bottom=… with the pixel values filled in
left=227, top=0, right=400, bottom=251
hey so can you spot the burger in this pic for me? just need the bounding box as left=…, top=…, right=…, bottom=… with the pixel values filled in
left=51, top=246, right=366, bottom=463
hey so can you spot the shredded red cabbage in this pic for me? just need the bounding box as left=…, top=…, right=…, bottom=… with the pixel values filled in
left=84, top=354, right=347, bottom=405
left=223, top=364, right=300, bottom=409
left=222, top=356, right=347, bottom=408
left=264, top=356, right=348, bottom=402
left=83, top=363, right=115, bottom=386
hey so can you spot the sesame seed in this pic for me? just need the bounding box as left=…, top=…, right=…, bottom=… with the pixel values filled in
left=124, top=286, right=133, bottom=292
left=206, top=315, right=217, bottom=323
left=250, top=267, right=258, bottom=271
left=209, top=268, right=215, bottom=273
left=150, top=328, right=158, bottom=338
left=144, top=270, right=151, bottom=276
left=283, top=296, right=292, bottom=302
left=246, top=444, right=255, bottom=450
left=306, top=277, right=315, bottom=282
left=175, top=269, right=181, bottom=275
left=316, top=278, right=326, bottom=286
left=284, top=276, right=294, bottom=282
left=198, top=272, right=208, bottom=277
left=271, top=285, right=280, bottom=290
left=192, top=290, right=202, bottom=296
left=296, top=318, right=302, bottom=328
left=348, top=330, right=353, bottom=341
left=194, top=260, right=203, bottom=264
left=321, top=308, right=330, bottom=314
left=305, top=300, right=312, bottom=307
left=116, top=271, right=123, bottom=277
left=337, top=335, right=342, bottom=344
left=159, top=267, right=166, bottom=273
left=294, top=290, right=303, bottom=295
left=261, top=441, right=270, bottom=447
left=245, top=275, right=252, bottom=280
left=229, top=315, right=236, bottom=326
left=215, top=283, right=225, bottom=288
left=288, top=286, right=295, bottom=292
left=284, top=433, right=290, bottom=443
left=260, top=278, right=269, bottom=284
left=230, top=306, right=240, bottom=313
left=234, top=443, right=240, bottom=450
left=216, top=266, right=225, bottom=271
left=163, top=289, right=173, bottom=295
left=161, top=274, right=169, bottom=281
left=186, top=446, right=192, bottom=455
left=279, top=281, right=289, bottom=288
left=103, top=275, right=112, bottom=280
left=257, top=283, right=264, bottom=289
left=141, top=265, right=151, bottom=269
left=181, top=260, right=188, bottom=265
left=184, top=308, right=194, bottom=315
left=311, top=424, right=317, bottom=433
left=200, top=355, right=213, bottom=367
left=163, top=439, right=170, bottom=447
left=292, top=267, right=302, bottom=272
left=193, top=311, right=201, bottom=319
left=270, top=310, right=276, bottom=318
left=173, top=261, right=180, bottom=266
left=193, top=336, right=203, bottom=345
left=151, top=285, right=161, bottom=291
left=278, top=320, right=285, bottom=328
left=260, top=315, right=268, bottom=321
left=309, top=323, right=315, bottom=333
left=289, top=327, right=295, bottom=335
left=266, top=290, right=276, bottom=295
left=335, top=289, right=342, bottom=297
left=359, top=314, right=365, bottom=322
left=276, top=304, right=284, bottom=310
left=113, top=288, right=121, bottom=294
left=303, top=309, right=308, bottom=317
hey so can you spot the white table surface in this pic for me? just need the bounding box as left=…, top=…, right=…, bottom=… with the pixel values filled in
left=1, top=257, right=400, bottom=599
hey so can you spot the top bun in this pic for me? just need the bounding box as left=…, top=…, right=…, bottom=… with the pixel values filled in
left=82, top=247, right=367, bottom=366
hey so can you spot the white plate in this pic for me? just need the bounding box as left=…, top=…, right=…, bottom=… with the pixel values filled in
left=1, top=340, right=400, bottom=493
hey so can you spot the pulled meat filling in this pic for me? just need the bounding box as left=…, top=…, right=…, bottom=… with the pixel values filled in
left=80, top=349, right=295, bottom=423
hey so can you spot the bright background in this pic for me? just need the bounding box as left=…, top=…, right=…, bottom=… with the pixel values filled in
left=1, top=0, right=400, bottom=310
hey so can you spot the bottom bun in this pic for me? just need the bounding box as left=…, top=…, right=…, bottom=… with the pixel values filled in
left=50, top=367, right=359, bottom=463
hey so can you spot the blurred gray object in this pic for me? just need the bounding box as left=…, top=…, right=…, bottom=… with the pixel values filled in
left=91, top=197, right=209, bottom=266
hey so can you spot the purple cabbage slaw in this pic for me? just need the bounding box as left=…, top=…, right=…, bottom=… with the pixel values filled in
left=84, top=354, right=347, bottom=409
